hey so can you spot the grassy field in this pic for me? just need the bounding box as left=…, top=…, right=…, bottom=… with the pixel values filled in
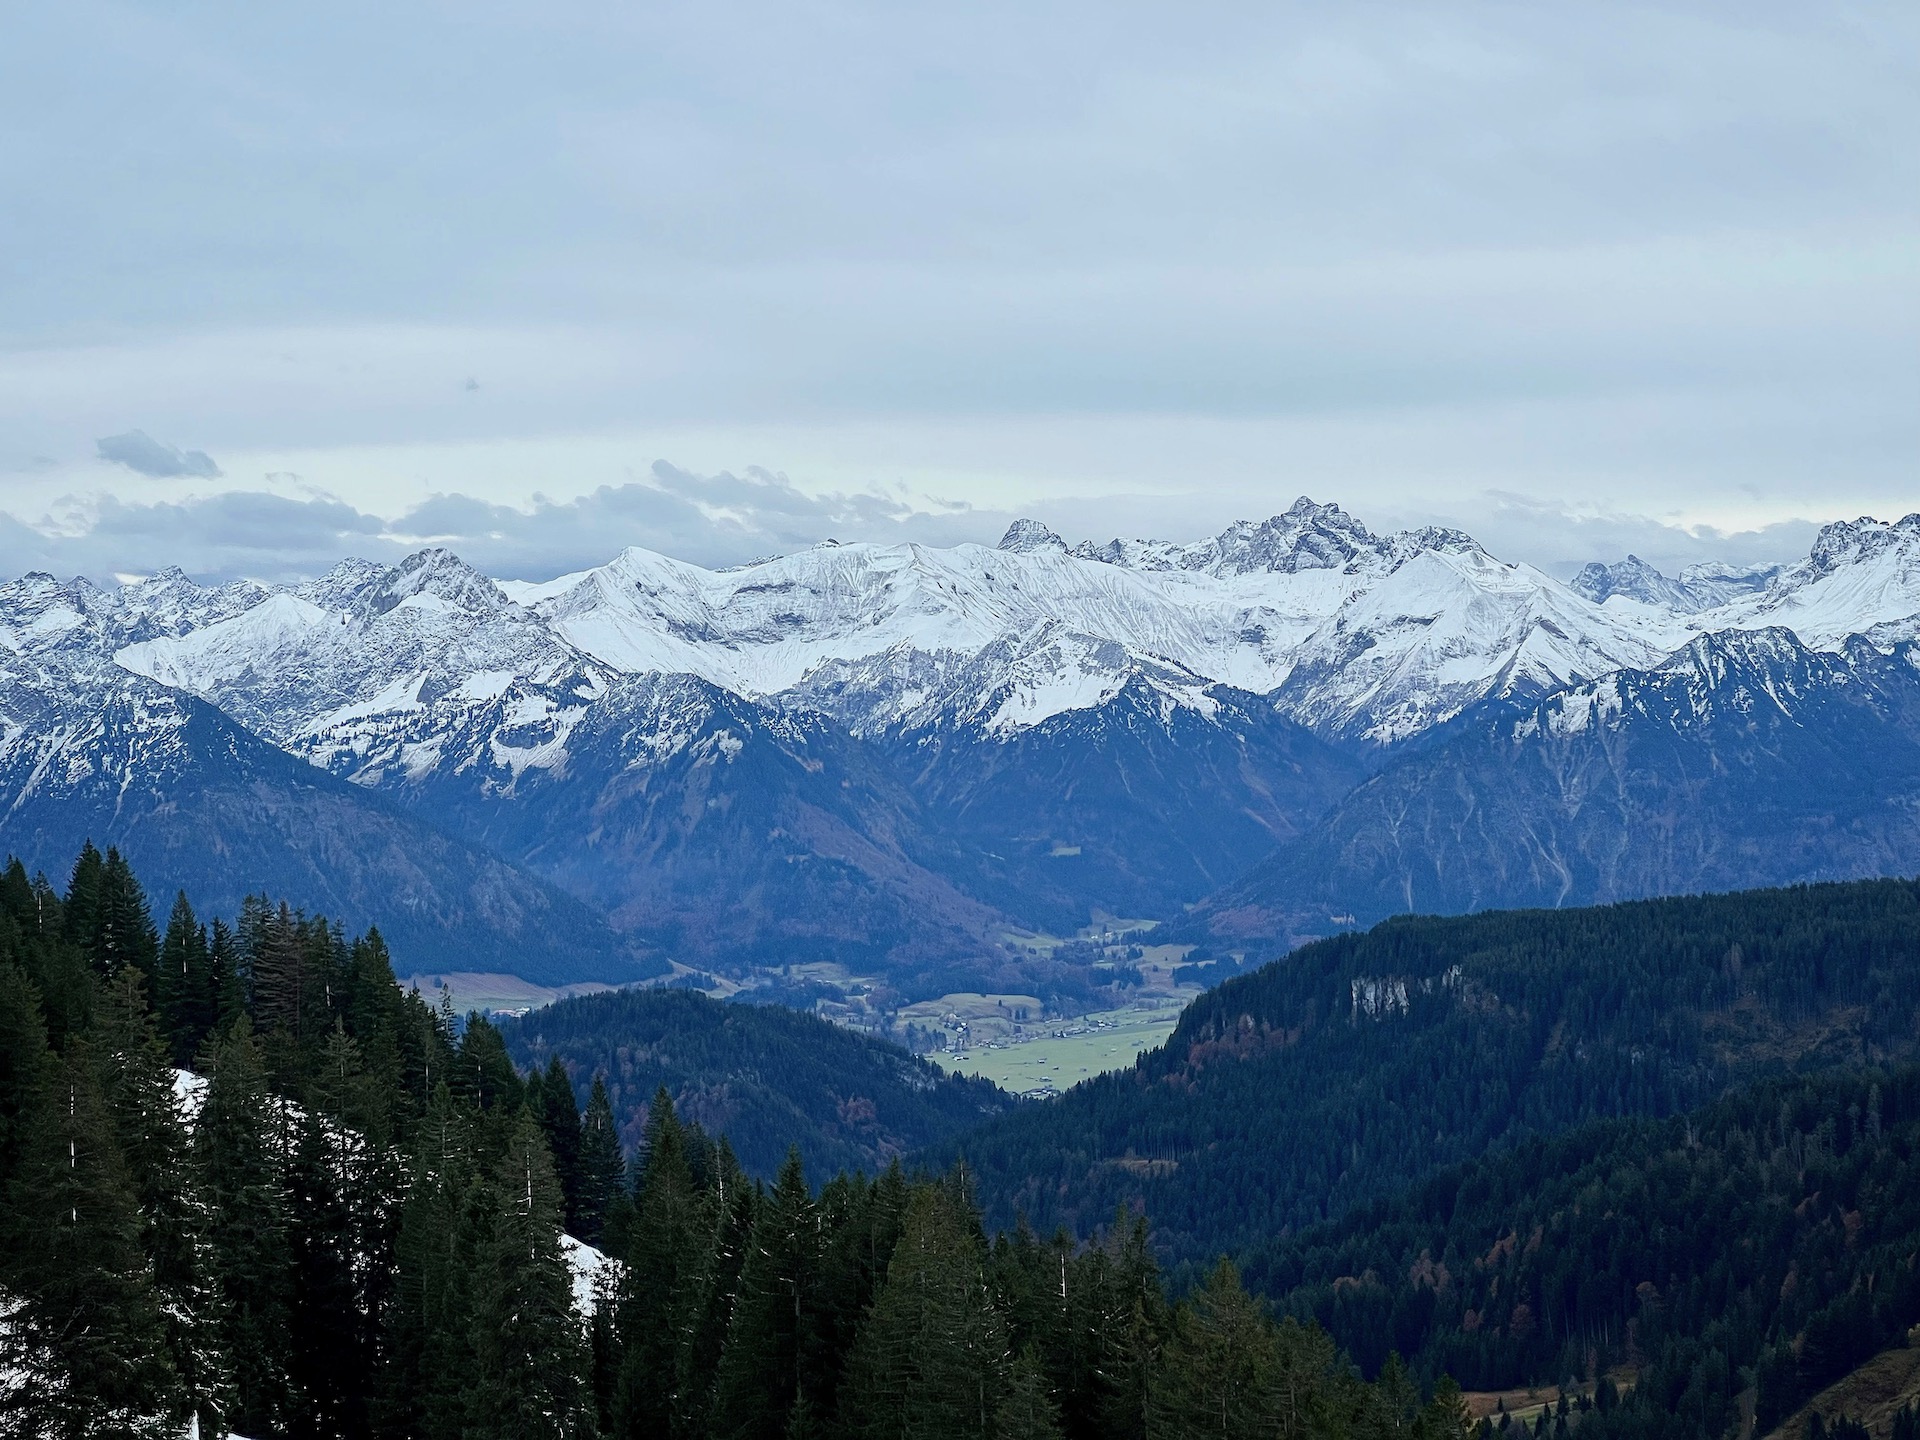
left=926, top=1000, right=1191, bottom=1095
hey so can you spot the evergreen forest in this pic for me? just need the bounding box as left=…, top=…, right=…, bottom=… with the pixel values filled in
left=0, top=843, right=1481, bottom=1440
left=940, top=881, right=1920, bottom=1269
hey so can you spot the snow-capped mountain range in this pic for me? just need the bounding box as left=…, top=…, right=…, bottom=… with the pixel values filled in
left=7, top=498, right=1920, bottom=991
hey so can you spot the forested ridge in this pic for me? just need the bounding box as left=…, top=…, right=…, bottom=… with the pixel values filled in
left=496, top=986, right=1009, bottom=1179
left=1255, top=1065, right=1920, bottom=1438
left=936, top=880, right=1920, bottom=1270
left=0, top=843, right=1485, bottom=1440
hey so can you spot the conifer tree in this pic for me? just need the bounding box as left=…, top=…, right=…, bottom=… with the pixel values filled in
left=836, top=1183, right=1007, bottom=1440
left=575, top=1073, right=625, bottom=1242
left=160, top=892, right=217, bottom=1066
left=285, top=1104, right=370, bottom=1440
left=380, top=1083, right=474, bottom=1440
left=93, top=967, right=227, bottom=1430
left=613, top=1087, right=704, bottom=1438
left=674, top=1137, right=756, bottom=1439
left=197, top=1014, right=293, bottom=1436
left=249, top=901, right=313, bottom=1049
left=1148, top=1260, right=1280, bottom=1438
left=995, top=1346, right=1065, bottom=1440
left=208, top=916, right=245, bottom=1035
left=466, top=1111, right=591, bottom=1440
left=536, top=1055, right=584, bottom=1230
left=2, top=1041, right=181, bottom=1437
left=711, top=1147, right=828, bottom=1440
left=456, top=1014, right=525, bottom=1112
left=97, top=848, right=161, bottom=994
left=61, top=842, right=105, bottom=958
left=0, top=962, right=48, bottom=1189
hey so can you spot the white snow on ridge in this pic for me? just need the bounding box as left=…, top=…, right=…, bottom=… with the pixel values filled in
left=11, top=500, right=1920, bottom=758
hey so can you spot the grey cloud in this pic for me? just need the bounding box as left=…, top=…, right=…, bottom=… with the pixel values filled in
left=95, top=430, right=222, bottom=479
left=1373, top=492, right=1825, bottom=580
left=0, top=467, right=1013, bottom=586
left=0, top=466, right=1850, bottom=596
left=399, top=465, right=1000, bottom=577
left=0, top=491, right=403, bottom=588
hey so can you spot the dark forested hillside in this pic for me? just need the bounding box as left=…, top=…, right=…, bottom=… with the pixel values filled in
left=1253, top=1066, right=1920, bottom=1440
left=939, top=879, right=1920, bottom=1273
left=496, top=986, right=1011, bottom=1179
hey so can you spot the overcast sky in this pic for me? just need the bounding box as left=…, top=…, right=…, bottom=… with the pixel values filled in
left=2, top=2, right=1916, bottom=583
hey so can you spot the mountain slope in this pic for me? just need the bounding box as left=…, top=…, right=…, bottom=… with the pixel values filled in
left=877, top=677, right=1366, bottom=929
left=15, top=503, right=1920, bottom=993
left=937, top=878, right=1920, bottom=1273
left=498, top=986, right=1011, bottom=1179
left=1249, top=1065, right=1920, bottom=1435
left=1201, top=629, right=1920, bottom=942
left=394, top=672, right=1034, bottom=989
left=0, top=653, right=658, bottom=984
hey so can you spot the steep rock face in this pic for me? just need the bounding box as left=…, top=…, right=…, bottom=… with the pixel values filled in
left=788, top=623, right=1367, bottom=927
left=511, top=498, right=1687, bottom=742
left=1202, top=628, right=1920, bottom=941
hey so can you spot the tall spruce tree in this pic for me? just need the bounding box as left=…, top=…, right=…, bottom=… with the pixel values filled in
left=613, top=1088, right=705, bottom=1439
left=1149, top=1260, right=1288, bottom=1439
left=466, top=1111, right=592, bottom=1440
left=93, top=967, right=227, bottom=1431
left=2, top=1040, right=181, bottom=1437
left=159, top=892, right=217, bottom=1067
left=60, top=842, right=105, bottom=960
left=379, top=1083, right=474, bottom=1440
left=97, top=848, right=161, bottom=995
left=836, top=1183, right=1008, bottom=1440
left=996, top=1346, right=1066, bottom=1440
left=536, top=1055, right=584, bottom=1231
left=456, top=1014, right=525, bottom=1112
left=197, top=1014, right=294, bottom=1436
left=674, top=1137, right=756, bottom=1440
left=575, top=1073, right=625, bottom=1243
left=710, top=1148, right=832, bottom=1440
left=285, top=1104, right=371, bottom=1440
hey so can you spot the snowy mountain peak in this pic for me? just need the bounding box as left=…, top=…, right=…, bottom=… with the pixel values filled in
left=357, top=547, right=508, bottom=620
left=996, top=519, right=1068, bottom=554
left=1572, top=554, right=1782, bottom=614
left=1067, top=499, right=1484, bottom=581
left=1804, top=513, right=1920, bottom=579
left=1660, top=624, right=1817, bottom=680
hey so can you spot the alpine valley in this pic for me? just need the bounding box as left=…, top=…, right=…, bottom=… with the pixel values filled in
left=7, top=498, right=1920, bottom=1005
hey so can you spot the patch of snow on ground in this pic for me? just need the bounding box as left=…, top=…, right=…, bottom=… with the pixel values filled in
left=561, top=1234, right=621, bottom=1317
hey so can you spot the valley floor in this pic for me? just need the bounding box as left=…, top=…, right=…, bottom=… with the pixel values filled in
left=925, top=997, right=1191, bottom=1096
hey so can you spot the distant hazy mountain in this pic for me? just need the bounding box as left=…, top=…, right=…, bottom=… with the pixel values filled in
left=1201, top=627, right=1920, bottom=944
left=8, top=502, right=1920, bottom=991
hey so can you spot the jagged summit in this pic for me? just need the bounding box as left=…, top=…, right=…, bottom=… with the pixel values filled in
left=1571, top=554, right=1778, bottom=613
left=996, top=518, right=1067, bottom=553
left=9, top=501, right=1920, bottom=988
left=357, top=546, right=508, bottom=619
left=24, top=501, right=1920, bottom=755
